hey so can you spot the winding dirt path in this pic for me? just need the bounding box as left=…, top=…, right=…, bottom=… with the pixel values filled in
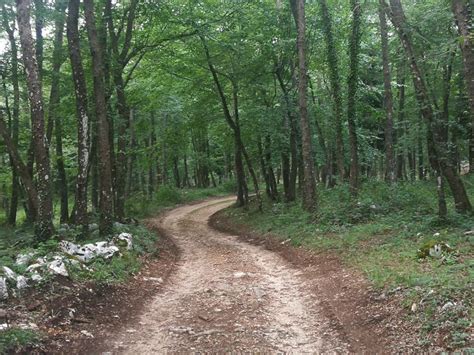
left=109, top=197, right=349, bottom=353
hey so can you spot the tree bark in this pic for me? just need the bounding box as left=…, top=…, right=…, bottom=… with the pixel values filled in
left=451, top=0, right=474, bottom=172
left=67, top=0, right=90, bottom=235
left=84, top=0, right=114, bottom=235
left=378, top=0, right=396, bottom=183
left=2, top=6, right=21, bottom=226
left=347, top=0, right=362, bottom=198
left=294, top=0, right=317, bottom=212
left=0, top=113, right=39, bottom=216
left=49, top=0, right=68, bottom=224
left=16, top=0, right=54, bottom=241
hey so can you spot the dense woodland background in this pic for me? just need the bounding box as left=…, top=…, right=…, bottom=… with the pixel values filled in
left=0, top=0, right=473, bottom=241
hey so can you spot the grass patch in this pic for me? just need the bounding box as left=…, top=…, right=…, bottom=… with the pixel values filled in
left=223, top=176, right=474, bottom=349
left=0, top=328, right=41, bottom=353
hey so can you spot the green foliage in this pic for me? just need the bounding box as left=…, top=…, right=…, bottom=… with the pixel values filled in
left=0, top=328, right=41, bottom=353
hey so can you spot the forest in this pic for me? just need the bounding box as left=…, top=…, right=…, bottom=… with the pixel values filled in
left=0, top=0, right=472, bottom=352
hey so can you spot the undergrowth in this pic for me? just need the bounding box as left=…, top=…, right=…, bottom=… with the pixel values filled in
left=0, top=328, right=41, bottom=353
left=224, top=176, right=474, bottom=350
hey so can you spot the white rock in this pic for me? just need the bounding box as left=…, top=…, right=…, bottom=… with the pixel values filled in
left=233, top=272, right=247, bottom=278
left=0, top=278, right=8, bottom=299
left=15, top=253, right=36, bottom=266
left=47, top=259, right=69, bottom=277
left=0, top=323, right=8, bottom=330
left=59, top=240, right=79, bottom=255
left=2, top=266, right=17, bottom=281
left=441, top=301, right=455, bottom=312
left=411, top=303, right=417, bottom=313
left=75, top=242, right=119, bottom=262
left=16, top=276, right=28, bottom=290
left=26, top=263, right=43, bottom=272
left=429, top=244, right=443, bottom=258
left=30, top=273, right=42, bottom=282
left=115, top=233, right=133, bottom=250
left=80, top=330, right=94, bottom=338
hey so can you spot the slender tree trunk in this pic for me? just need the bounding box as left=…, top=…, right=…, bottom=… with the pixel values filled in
left=294, top=0, right=317, bottom=212
left=309, top=80, right=329, bottom=184
left=16, top=0, right=54, bottom=241
left=396, top=65, right=407, bottom=181
left=386, top=0, right=472, bottom=213
left=275, top=69, right=297, bottom=201
left=378, top=0, right=396, bottom=183
left=2, top=7, right=21, bottom=226
left=48, top=0, right=68, bottom=224
left=347, top=0, right=362, bottom=198
left=67, top=0, right=90, bottom=235
left=200, top=34, right=252, bottom=207
left=0, top=114, right=39, bottom=215
left=84, top=0, right=114, bottom=235
left=320, top=0, right=345, bottom=182
left=232, top=81, right=262, bottom=210
left=451, top=0, right=474, bottom=172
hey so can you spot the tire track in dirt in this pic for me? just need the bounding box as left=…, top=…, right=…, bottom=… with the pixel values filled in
left=108, top=197, right=348, bottom=353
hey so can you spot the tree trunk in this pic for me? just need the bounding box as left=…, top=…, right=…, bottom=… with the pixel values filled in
left=378, top=0, right=396, bottom=183
left=320, top=0, right=345, bottom=182
left=0, top=114, right=39, bottom=216
left=2, top=7, right=21, bottom=226
left=347, top=0, right=362, bottom=198
left=294, top=0, right=317, bottom=212
left=67, top=0, right=90, bottom=235
left=451, top=0, right=474, bottom=172
left=16, top=0, right=54, bottom=241
left=84, top=0, right=114, bottom=235
left=275, top=68, right=297, bottom=201
left=386, top=0, right=472, bottom=213
left=200, top=34, right=251, bottom=207
left=49, top=0, right=68, bottom=224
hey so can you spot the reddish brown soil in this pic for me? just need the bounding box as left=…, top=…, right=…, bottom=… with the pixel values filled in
left=5, top=196, right=421, bottom=353
left=209, top=208, right=421, bottom=353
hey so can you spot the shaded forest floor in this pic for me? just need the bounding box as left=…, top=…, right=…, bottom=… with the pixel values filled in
left=215, top=177, right=474, bottom=351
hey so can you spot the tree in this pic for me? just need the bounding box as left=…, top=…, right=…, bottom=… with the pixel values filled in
left=386, top=0, right=472, bottom=213
left=67, top=0, right=90, bottom=235
left=347, top=0, right=362, bottom=198
left=320, top=0, right=345, bottom=183
left=451, top=0, right=474, bottom=173
left=48, top=0, right=68, bottom=223
left=294, top=0, right=317, bottom=212
left=1, top=5, right=21, bottom=226
left=83, top=0, right=114, bottom=235
left=378, top=0, right=396, bottom=183
left=16, top=0, right=54, bottom=241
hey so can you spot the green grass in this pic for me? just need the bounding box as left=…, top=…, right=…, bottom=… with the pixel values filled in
left=223, top=176, right=474, bottom=350
left=0, top=328, right=41, bottom=353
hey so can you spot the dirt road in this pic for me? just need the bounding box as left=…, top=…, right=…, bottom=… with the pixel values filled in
left=108, top=197, right=349, bottom=353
